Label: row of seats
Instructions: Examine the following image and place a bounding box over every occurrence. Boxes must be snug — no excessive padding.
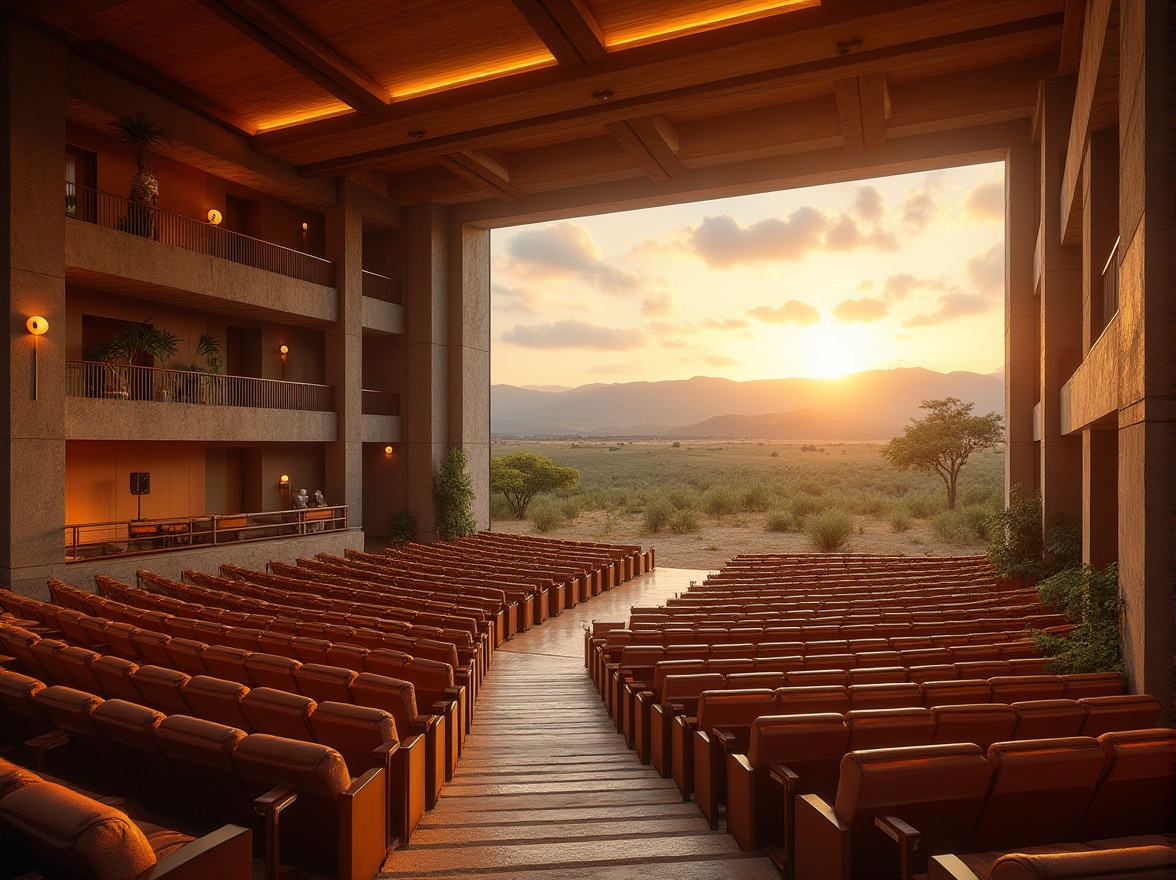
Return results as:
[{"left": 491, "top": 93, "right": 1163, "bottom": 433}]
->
[
  {"left": 0, "top": 755, "right": 253, "bottom": 880},
  {"left": 643, "top": 672, "right": 1133, "bottom": 775},
  {"left": 0, "top": 620, "right": 447, "bottom": 822},
  {"left": 722, "top": 697, "right": 1165, "bottom": 852},
  {"left": 793, "top": 730, "right": 1175, "bottom": 880},
  {"left": 0, "top": 675, "right": 389, "bottom": 880}
]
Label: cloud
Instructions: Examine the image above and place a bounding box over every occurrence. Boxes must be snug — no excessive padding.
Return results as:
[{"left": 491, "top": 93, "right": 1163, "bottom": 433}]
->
[
  {"left": 688, "top": 209, "right": 826, "bottom": 266},
  {"left": 833, "top": 297, "right": 889, "bottom": 323},
  {"left": 491, "top": 283, "right": 539, "bottom": 314},
  {"left": 747, "top": 300, "right": 821, "bottom": 326},
  {"left": 641, "top": 291, "right": 674, "bottom": 317},
  {"left": 704, "top": 354, "right": 739, "bottom": 367},
  {"left": 964, "top": 178, "right": 1004, "bottom": 221},
  {"left": 902, "top": 292, "right": 992, "bottom": 328},
  {"left": 882, "top": 273, "right": 951, "bottom": 301},
  {"left": 504, "top": 221, "right": 639, "bottom": 294},
  {"left": 965, "top": 242, "right": 1004, "bottom": 294},
  {"left": 900, "top": 184, "right": 939, "bottom": 232},
  {"left": 501, "top": 319, "right": 644, "bottom": 350},
  {"left": 703, "top": 317, "right": 752, "bottom": 332},
  {"left": 825, "top": 214, "right": 898, "bottom": 251},
  {"left": 851, "top": 185, "right": 885, "bottom": 221}
]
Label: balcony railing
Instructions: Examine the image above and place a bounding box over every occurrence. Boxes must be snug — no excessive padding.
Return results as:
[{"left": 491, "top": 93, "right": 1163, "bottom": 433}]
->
[
  {"left": 65, "top": 182, "right": 334, "bottom": 287},
  {"left": 362, "top": 389, "right": 400, "bottom": 417},
  {"left": 1100, "top": 236, "right": 1119, "bottom": 333},
  {"left": 362, "top": 269, "right": 400, "bottom": 303},
  {"left": 65, "top": 505, "right": 348, "bottom": 562},
  {"left": 67, "top": 361, "right": 334, "bottom": 412}
]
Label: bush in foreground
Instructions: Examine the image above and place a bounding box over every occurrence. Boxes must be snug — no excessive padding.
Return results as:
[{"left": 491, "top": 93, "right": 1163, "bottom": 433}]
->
[
  {"left": 805, "top": 510, "right": 854, "bottom": 552},
  {"left": 765, "top": 510, "right": 796, "bottom": 532}
]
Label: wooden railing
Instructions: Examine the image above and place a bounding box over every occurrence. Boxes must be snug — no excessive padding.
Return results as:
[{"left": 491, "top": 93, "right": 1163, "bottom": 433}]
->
[
  {"left": 64, "top": 505, "right": 348, "bottom": 562},
  {"left": 65, "top": 182, "right": 334, "bottom": 287},
  {"left": 67, "top": 361, "right": 334, "bottom": 412}
]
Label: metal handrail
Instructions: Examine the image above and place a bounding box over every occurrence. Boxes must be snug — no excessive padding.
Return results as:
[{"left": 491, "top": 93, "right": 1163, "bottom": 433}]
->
[
  {"left": 64, "top": 505, "right": 348, "bottom": 562},
  {"left": 66, "top": 361, "right": 334, "bottom": 412},
  {"left": 65, "top": 181, "right": 334, "bottom": 287}
]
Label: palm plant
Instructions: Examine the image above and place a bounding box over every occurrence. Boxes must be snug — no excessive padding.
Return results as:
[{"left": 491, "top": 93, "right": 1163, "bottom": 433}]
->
[
  {"left": 109, "top": 111, "right": 172, "bottom": 237},
  {"left": 90, "top": 321, "right": 180, "bottom": 398}
]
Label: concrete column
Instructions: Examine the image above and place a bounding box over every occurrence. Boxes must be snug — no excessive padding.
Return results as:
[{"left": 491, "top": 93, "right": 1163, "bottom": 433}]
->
[
  {"left": 324, "top": 180, "right": 363, "bottom": 526},
  {"left": 400, "top": 203, "right": 450, "bottom": 540},
  {"left": 1037, "top": 76, "right": 1083, "bottom": 531},
  {"left": 0, "top": 19, "right": 67, "bottom": 595},
  {"left": 1115, "top": 0, "right": 1174, "bottom": 714},
  {"left": 1082, "top": 428, "right": 1118, "bottom": 568},
  {"left": 448, "top": 223, "right": 491, "bottom": 529},
  {"left": 1004, "top": 141, "right": 1038, "bottom": 498}
]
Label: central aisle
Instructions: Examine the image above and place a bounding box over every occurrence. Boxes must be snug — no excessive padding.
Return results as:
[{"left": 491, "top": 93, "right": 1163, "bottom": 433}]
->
[{"left": 377, "top": 567, "right": 779, "bottom": 880}]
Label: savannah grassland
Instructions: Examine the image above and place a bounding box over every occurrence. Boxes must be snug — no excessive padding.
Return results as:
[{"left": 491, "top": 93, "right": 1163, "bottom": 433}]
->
[{"left": 489, "top": 439, "right": 1005, "bottom": 570}]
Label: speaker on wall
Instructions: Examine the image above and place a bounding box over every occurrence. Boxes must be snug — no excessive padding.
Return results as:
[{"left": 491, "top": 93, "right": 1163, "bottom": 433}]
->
[{"left": 130, "top": 472, "right": 151, "bottom": 496}]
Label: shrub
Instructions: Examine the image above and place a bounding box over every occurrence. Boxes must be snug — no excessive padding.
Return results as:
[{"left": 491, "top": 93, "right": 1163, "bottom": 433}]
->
[
  {"left": 960, "top": 503, "right": 994, "bottom": 540},
  {"left": 889, "top": 510, "right": 912, "bottom": 533},
  {"left": 434, "top": 448, "right": 477, "bottom": 540},
  {"left": 932, "top": 509, "right": 983, "bottom": 543},
  {"left": 804, "top": 510, "right": 854, "bottom": 552},
  {"left": 1030, "top": 563, "right": 1122, "bottom": 673},
  {"left": 489, "top": 494, "right": 515, "bottom": 520},
  {"left": 789, "top": 493, "right": 824, "bottom": 519},
  {"left": 765, "top": 510, "right": 796, "bottom": 532},
  {"left": 669, "top": 508, "right": 700, "bottom": 534},
  {"left": 702, "top": 486, "right": 739, "bottom": 518},
  {"left": 557, "top": 496, "right": 583, "bottom": 520},
  {"left": 643, "top": 500, "right": 672, "bottom": 533},
  {"left": 530, "top": 502, "right": 564, "bottom": 533},
  {"left": 770, "top": 450, "right": 779, "bottom": 457},
  {"left": 987, "top": 484, "right": 1049, "bottom": 583},
  {"left": 904, "top": 492, "right": 941, "bottom": 518},
  {"left": 741, "top": 483, "right": 771, "bottom": 512},
  {"left": 387, "top": 510, "right": 416, "bottom": 545}
]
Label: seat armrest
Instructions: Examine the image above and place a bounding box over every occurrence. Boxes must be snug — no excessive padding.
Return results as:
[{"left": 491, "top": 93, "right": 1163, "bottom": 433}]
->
[
  {"left": 254, "top": 784, "right": 299, "bottom": 880},
  {"left": 253, "top": 783, "right": 299, "bottom": 817},
  {"left": 769, "top": 763, "right": 802, "bottom": 876},
  {"left": 794, "top": 794, "right": 850, "bottom": 880},
  {"left": 146, "top": 824, "right": 253, "bottom": 880},
  {"left": 712, "top": 728, "right": 736, "bottom": 753},
  {"left": 927, "top": 854, "right": 981, "bottom": 880},
  {"left": 24, "top": 729, "right": 70, "bottom": 771},
  {"left": 875, "top": 814, "right": 922, "bottom": 880}
]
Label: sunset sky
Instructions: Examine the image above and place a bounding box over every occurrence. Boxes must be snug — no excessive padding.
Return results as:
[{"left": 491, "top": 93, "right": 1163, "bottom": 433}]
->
[{"left": 490, "top": 161, "right": 1005, "bottom": 389}]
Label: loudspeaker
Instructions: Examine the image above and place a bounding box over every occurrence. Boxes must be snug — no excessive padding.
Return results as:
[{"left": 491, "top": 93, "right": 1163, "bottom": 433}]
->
[{"left": 130, "top": 472, "right": 151, "bottom": 496}]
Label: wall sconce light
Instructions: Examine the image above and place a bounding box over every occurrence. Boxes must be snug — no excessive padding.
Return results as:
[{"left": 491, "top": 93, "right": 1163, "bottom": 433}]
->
[
  {"left": 279, "top": 344, "right": 289, "bottom": 363},
  {"left": 301, "top": 222, "right": 308, "bottom": 231},
  {"left": 26, "top": 316, "right": 48, "bottom": 400},
  {"left": 279, "top": 474, "right": 290, "bottom": 487},
  {"left": 207, "top": 209, "right": 223, "bottom": 225},
  {"left": 384, "top": 445, "right": 394, "bottom": 456}
]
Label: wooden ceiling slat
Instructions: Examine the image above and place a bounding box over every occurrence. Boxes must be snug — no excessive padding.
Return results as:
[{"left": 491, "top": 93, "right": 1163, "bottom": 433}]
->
[
  {"left": 510, "top": 0, "right": 606, "bottom": 65},
  {"left": 197, "top": 0, "right": 389, "bottom": 111},
  {"left": 438, "top": 151, "right": 527, "bottom": 201},
  {"left": 859, "top": 72, "right": 890, "bottom": 150},
  {"left": 605, "top": 119, "right": 671, "bottom": 179},
  {"left": 833, "top": 76, "right": 865, "bottom": 151}
]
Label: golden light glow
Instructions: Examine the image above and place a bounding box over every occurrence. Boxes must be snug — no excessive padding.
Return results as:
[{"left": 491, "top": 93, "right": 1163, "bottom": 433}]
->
[
  {"left": 384, "top": 445, "right": 394, "bottom": 455},
  {"left": 207, "top": 209, "right": 222, "bottom": 225},
  {"left": 606, "top": 0, "right": 819, "bottom": 50},
  {"left": 279, "top": 344, "right": 289, "bottom": 362},
  {"left": 792, "top": 325, "right": 870, "bottom": 379},
  {"left": 279, "top": 474, "right": 290, "bottom": 486},
  {"left": 254, "top": 105, "right": 355, "bottom": 134},
  {"left": 392, "top": 52, "right": 555, "bottom": 101},
  {"left": 26, "top": 316, "right": 49, "bottom": 336}
]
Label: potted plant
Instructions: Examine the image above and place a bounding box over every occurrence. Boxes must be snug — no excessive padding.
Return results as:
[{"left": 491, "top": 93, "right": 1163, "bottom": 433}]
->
[
  {"left": 109, "top": 111, "right": 172, "bottom": 239},
  {"left": 180, "top": 332, "right": 222, "bottom": 403},
  {"left": 90, "top": 321, "right": 180, "bottom": 400}
]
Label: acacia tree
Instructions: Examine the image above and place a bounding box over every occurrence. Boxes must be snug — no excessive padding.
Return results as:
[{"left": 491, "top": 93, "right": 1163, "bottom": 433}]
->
[
  {"left": 490, "top": 453, "right": 579, "bottom": 518},
  {"left": 881, "top": 397, "right": 1002, "bottom": 510}
]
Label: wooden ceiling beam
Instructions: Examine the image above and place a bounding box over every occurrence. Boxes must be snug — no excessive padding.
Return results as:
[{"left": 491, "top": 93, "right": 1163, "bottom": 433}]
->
[
  {"left": 438, "top": 150, "right": 526, "bottom": 201},
  {"left": 859, "top": 72, "right": 890, "bottom": 150},
  {"left": 605, "top": 116, "right": 687, "bottom": 179},
  {"left": 196, "top": 0, "right": 389, "bottom": 112},
  {"left": 1057, "top": 0, "right": 1086, "bottom": 73},
  {"left": 833, "top": 76, "right": 866, "bottom": 151},
  {"left": 509, "top": 0, "right": 606, "bottom": 65},
  {"left": 292, "top": 14, "right": 1063, "bottom": 176}
]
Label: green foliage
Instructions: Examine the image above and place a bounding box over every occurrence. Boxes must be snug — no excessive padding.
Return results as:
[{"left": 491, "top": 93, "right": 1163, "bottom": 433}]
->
[
  {"left": 903, "top": 492, "right": 941, "bottom": 519},
  {"left": 1030, "top": 563, "right": 1123, "bottom": 674},
  {"left": 889, "top": 510, "right": 912, "bottom": 533},
  {"left": 192, "top": 333, "right": 222, "bottom": 374},
  {"left": 530, "top": 501, "right": 564, "bottom": 533},
  {"left": 434, "top": 448, "right": 477, "bottom": 540},
  {"left": 789, "top": 493, "right": 825, "bottom": 519},
  {"left": 668, "top": 508, "right": 700, "bottom": 534},
  {"left": 1045, "top": 515, "right": 1083, "bottom": 573},
  {"left": 643, "top": 500, "right": 672, "bottom": 533},
  {"left": 740, "top": 483, "right": 771, "bottom": 512},
  {"left": 765, "top": 510, "right": 796, "bottom": 532},
  {"left": 881, "top": 397, "right": 1003, "bottom": 509},
  {"left": 490, "top": 452, "right": 580, "bottom": 518},
  {"left": 90, "top": 321, "right": 180, "bottom": 367},
  {"left": 804, "top": 510, "right": 854, "bottom": 552},
  {"left": 702, "top": 486, "right": 739, "bottom": 518},
  {"left": 932, "top": 509, "right": 985, "bottom": 544},
  {"left": 986, "top": 485, "right": 1044, "bottom": 582},
  {"left": 386, "top": 510, "right": 416, "bottom": 546},
  {"left": 109, "top": 111, "right": 173, "bottom": 172}
]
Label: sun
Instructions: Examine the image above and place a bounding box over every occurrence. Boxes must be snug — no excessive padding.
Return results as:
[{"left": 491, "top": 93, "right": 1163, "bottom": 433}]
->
[{"left": 791, "top": 325, "right": 871, "bottom": 378}]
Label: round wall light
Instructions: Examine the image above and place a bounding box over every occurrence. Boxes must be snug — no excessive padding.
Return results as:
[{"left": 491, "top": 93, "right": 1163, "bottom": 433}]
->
[
  {"left": 26, "top": 316, "right": 49, "bottom": 336},
  {"left": 207, "top": 209, "right": 223, "bottom": 225}
]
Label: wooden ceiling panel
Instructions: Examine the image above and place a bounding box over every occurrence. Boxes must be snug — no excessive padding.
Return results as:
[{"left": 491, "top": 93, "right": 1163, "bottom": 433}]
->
[
  {"left": 588, "top": 0, "right": 819, "bottom": 48},
  {"left": 281, "top": 0, "right": 556, "bottom": 98},
  {"left": 70, "top": 0, "right": 349, "bottom": 129}
]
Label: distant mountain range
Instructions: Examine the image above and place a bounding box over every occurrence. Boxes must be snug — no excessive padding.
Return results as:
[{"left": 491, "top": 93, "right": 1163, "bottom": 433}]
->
[{"left": 491, "top": 368, "right": 1004, "bottom": 439}]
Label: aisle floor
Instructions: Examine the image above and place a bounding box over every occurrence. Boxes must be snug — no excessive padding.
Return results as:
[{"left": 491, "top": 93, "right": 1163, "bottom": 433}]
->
[{"left": 377, "top": 567, "right": 779, "bottom": 880}]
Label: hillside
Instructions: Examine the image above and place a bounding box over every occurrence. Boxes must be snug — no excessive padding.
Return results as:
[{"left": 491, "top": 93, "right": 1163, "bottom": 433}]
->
[{"left": 491, "top": 367, "right": 1003, "bottom": 439}]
